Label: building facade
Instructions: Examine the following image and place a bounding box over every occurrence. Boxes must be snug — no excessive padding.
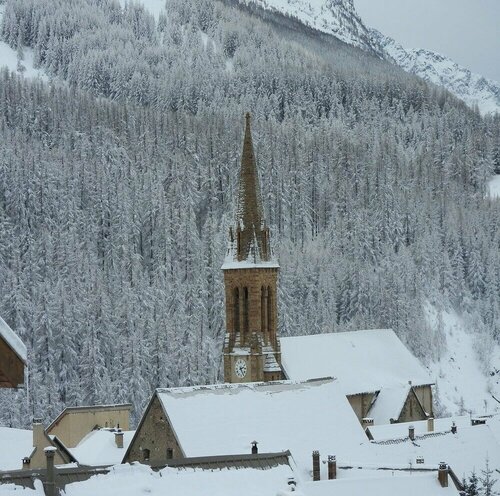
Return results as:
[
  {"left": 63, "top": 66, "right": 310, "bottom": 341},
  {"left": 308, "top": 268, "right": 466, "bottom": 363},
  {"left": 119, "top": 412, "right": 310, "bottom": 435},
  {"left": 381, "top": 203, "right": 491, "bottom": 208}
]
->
[{"left": 222, "top": 114, "right": 282, "bottom": 383}]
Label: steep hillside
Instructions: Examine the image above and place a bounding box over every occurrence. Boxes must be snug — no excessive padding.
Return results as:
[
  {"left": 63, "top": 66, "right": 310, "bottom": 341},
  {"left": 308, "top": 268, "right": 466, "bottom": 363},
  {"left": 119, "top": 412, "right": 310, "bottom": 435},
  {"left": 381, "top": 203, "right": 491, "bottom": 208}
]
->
[
  {"left": 371, "top": 29, "right": 500, "bottom": 116},
  {"left": 0, "top": 0, "right": 498, "bottom": 427},
  {"left": 242, "top": 0, "right": 500, "bottom": 115}
]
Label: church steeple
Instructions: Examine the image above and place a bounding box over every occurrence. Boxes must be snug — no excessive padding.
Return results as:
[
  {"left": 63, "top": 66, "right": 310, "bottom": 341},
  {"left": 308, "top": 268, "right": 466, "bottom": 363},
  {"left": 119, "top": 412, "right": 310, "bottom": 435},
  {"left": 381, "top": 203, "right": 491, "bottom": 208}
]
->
[
  {"left": 222, "top": 113, "right": 282, "bottom": 384},
  {"left": 234, "top": 113, "right": 270, "bottom": 262}
]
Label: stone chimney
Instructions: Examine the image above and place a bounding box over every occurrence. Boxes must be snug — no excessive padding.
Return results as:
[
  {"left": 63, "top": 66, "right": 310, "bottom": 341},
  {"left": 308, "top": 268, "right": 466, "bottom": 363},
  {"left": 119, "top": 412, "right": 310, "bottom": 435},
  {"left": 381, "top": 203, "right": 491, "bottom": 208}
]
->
[
  {"left": 33, "top": 418, "right": 45, "bottom": 449},
  {"left": 438, "top": 462, "right": 449, "bottom": 487},
  {"left": 328, "top": 455, "right": 337, "bottom": 480},
  {"left": 408, "top": 425, "right": 415, "bottom": 441},
  {"left": 44, "top": 447, "right": 57, "bottom": 496},
  {"left": 312, "top": 451, "right": 320, "bottom": 481},
  {"left": 427, "top": 417, "right": 434, "bottom": 432},
  {"left": 251, "top": 441, "right": 258, "bottom": 455},
  {"left": 115, "top": 428, "right": 124, "bottom": 448}
]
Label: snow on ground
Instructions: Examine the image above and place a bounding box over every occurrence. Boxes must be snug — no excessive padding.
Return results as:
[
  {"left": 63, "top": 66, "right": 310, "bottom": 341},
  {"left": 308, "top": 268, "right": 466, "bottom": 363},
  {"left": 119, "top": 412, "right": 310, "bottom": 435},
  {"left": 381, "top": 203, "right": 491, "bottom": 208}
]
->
[
  {"left": 425, "top": 304, "right": 500, "bottom": 417},
  {"left": 0, "top": 427, "right": 32, "bottom": 471},
  {"left": 0, "top": 480, "right": 44, "bottom": 496},
  {"left": 0, "top": 5, "right": 46, "bottom": 80},
  {"left": 63, "top": 463, "right": 295, "bottom": 496},
  {"left": 489, "top": 175, "right": 500, "bottom": 199},
  {"left": 118, "top": 0, "right": 166, "bottom": 19},
  {"left": 248, "top": 0, "right": 374, "bottom": 52}
]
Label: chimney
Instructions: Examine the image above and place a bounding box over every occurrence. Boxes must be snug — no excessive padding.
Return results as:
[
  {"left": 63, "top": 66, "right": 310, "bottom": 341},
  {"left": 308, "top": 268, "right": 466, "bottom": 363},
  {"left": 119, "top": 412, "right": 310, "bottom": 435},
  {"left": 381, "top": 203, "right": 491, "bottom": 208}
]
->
[
  {"left": 408, "top": 425, "right": 415, "bottom": 441},
  {"left": 33, "top": 418, "right": 45, "bottom": 449},
  {"left": 362, "top": 417, "right": 374, "bottom": 429},
  {"left": 451, "top": 422, "right": 457, "bottom": 434},
  {"left": 312, "top": 451, "right": 320, "bottom": 481},
  {"left": 438, "top": 462, "right": 449, "bottom": 487},
  {"left": 44, "top": 447, "right": 57, "bottom": 496},
  {"left": 427, "top": 417, "right": 434, "bottom": 432},
  {"left": 251, "top": 441, "right": 258, "bottom": 455},
  {"left": 115, "top": 428, "right": 124, "bottom": 448},
  {"left": 328, "top": 455, "right": 337, "bottom": 480}
]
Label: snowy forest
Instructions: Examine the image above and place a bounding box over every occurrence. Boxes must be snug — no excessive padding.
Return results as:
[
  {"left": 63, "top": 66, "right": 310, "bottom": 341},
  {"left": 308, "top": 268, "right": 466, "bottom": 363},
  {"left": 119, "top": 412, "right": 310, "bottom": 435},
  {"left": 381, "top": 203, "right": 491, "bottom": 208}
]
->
[{"left": 0, "top": 0, "right": 499, "bottom": 426}]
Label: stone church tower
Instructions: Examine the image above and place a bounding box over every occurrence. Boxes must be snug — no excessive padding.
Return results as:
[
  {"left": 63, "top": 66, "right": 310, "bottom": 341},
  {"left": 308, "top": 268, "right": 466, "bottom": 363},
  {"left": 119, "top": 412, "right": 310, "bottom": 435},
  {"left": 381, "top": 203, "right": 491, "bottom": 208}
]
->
[{"left": 222, "top": 113, "right": 282, "bottom": 383}]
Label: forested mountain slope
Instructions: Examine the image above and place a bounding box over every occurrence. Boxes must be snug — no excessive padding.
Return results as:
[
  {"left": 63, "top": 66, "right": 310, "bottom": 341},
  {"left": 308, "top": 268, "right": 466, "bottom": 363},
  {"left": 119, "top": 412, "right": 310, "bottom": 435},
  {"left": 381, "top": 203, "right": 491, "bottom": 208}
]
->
[
  {"left": 243, "top": 0, "right": 500, "bottom": 115},
  {"left": 0, "top": 0, "right": 499, "bottom": 426}
]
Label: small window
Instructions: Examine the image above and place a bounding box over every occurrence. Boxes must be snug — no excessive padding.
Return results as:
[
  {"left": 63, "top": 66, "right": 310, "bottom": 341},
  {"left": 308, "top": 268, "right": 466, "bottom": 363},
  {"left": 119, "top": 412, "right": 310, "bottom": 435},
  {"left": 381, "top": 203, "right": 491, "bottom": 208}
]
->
[
  {"left": 143, "top": 448, "right": 150, "bottom": 461},
  {"left": 167, "top": 448, "right": 173, "bottom": 460}
]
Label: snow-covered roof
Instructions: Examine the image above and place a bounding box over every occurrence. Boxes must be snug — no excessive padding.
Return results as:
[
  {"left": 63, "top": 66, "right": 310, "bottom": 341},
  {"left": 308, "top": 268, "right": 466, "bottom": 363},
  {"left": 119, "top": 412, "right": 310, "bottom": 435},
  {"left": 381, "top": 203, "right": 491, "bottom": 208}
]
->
[
  {"left": 365, "top": 424, "right": 500, "bottom": 480},
  {"left": 281, "top": 330, "right": 433, "bottom": 395},
  {"left": 0, "top": 427, "right": 32, "bottom": 471},
  {"left": 156, "top": 378, "right": 367, "bottom": 476},
  {"left": 367, "top": 415, "right": 472, "bottom": 441},
  {"left": 70, "top": 429, "right": 135, "bottom": 467},
  {"left": 0, "top": 315, "right": 27, "bottom": 363},
  {"left": 367, "top": 386, "right": 410, "bottom": 424},
  {"left": 62, "top": 462, "right": 295, "bottom": 496},
  {"left": 302, "top": 470, "right": 460, "bottom": 496}
]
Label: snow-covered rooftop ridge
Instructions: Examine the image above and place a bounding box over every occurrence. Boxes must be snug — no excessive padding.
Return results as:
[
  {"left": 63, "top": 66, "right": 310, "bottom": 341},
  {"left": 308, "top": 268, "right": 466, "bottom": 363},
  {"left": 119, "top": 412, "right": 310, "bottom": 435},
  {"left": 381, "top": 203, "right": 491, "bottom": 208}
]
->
[
  {"left": 0, "top": 315, "right": 27, "bottom": 363},
  {"left": 303, "top": 470, "right": 460, "bottom": 496},
  {"left": 157, "top": 376, "right": 334, "bottom": 396},
  {"left": 62, "top": 462, "right": 296, "bottom": 496},
  {"left": 281, "top": 329, "right": 432, "bottom": 396},
  {"left": 156, "top": 377, "right": 367, "bottom": 473},
  {"left": 367, "top": 386, "right": 410, "bottom": 425},
  {"left": 367, "top": 415, "right": 474, "bottom": 441},
  {"left": 362, "top": 423, "right": 500, "bottom": 479},
  {"left": 70, "top": 429, "right": 135, "bottom": 467}
]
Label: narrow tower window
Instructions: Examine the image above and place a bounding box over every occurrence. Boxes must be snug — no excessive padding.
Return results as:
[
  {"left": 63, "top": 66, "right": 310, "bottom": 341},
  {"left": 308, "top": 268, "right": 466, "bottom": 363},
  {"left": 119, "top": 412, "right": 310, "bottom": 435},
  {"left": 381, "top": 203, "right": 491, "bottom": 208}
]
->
[
  {"left": 233, "top": 287, "right": 240, "bottom": 334},
  {"left": 243, "top": 287, "right": 249, "bottom": 336},
  {"left": 267, "top": 286, "right": 272, "bottom": 342}
]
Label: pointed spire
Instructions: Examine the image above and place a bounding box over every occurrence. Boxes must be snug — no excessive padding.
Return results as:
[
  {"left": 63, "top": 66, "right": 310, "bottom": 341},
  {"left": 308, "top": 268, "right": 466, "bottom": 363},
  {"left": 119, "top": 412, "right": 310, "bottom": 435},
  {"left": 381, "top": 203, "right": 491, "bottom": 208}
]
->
[{"left": 234, "top": 113, "right": 270, "bottom": 262}]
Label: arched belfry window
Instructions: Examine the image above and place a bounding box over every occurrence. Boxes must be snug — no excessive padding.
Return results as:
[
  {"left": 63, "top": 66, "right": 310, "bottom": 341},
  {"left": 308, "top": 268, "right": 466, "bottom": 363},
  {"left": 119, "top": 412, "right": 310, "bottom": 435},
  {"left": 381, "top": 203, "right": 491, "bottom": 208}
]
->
[
  {"left": 243, "top": 287, "right": 249, "bottom": 335},
  {"left": 233, "top": 287, "right": 240, "bottom": 334}
]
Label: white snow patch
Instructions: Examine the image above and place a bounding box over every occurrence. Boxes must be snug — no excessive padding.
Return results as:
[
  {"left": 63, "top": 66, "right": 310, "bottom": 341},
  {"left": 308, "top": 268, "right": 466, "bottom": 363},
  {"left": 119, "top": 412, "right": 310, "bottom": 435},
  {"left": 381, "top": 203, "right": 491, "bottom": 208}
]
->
[
  {"left": 425, "top": 304, "right": 500, "bottom": 417},
  {"left": 70, "top": 429, "right": 135, "bottom": 466},
  {"left": 118, "top": 0, "right": 166, "bottom": 19},
  {"left": 0, "top": 6, "right": 46, "bottom": 81},
  {"left": 303, "top": 471, "right": 459, "bottom": 496},
  {"left": 0, "top": 315, "right": 27, "bottom": 363},
  {"left": 0, "top": 427, "right": 32, "bottom": 471},
  {"left": 63, "top": 463, "right": 295, "bottom": 496},
  {"left": 281, "top": 329, "right": 432, "bottom": 396},
  {"left": 0, "top": 480, "right": 45, "bottom": 496},
  {"left": 488, "top": 175, "right": 500, "bottom": 199},
  {"left": 155, "top": 378, "right": 367, "bottom": 477},
  {"left": 246, "top": 0, "right": 376, "bottom": 53},
  {"left": 365, "top": 424, "right": 500, "bottom": 481}
]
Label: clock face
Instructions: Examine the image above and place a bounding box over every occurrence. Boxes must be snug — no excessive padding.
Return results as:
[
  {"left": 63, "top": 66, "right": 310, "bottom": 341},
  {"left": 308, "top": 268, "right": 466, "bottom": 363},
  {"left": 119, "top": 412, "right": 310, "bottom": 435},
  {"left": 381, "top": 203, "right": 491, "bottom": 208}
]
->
[{"left": 234, "top": 359, "right": 247, "bottom": 379}]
